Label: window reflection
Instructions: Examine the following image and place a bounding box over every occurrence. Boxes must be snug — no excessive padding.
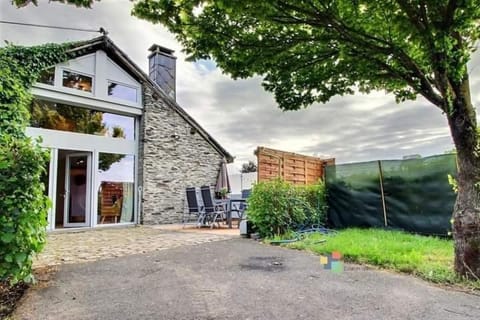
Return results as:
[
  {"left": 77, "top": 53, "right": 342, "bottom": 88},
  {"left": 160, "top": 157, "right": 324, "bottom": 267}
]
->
[
  {"left": 108, "top": 82, "right": 137, "bottom": 103},
  {"left": 97, "top": 154, "right": 134, "bottom": 224},
  {"left": 38, "top": 67, "right": 55, "bottom": 86},
  {"left": 62, "top": 70, "right": 93, "bottom": 92},
  {"left": 30, "top": 99, "right": 135, "bottom": 140}
]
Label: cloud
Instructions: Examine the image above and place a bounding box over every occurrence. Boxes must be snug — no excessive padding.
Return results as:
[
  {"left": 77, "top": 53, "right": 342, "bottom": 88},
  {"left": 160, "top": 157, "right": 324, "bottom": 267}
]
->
[{"left": 1, "top": 0, "right": 476, "bottom": 171}]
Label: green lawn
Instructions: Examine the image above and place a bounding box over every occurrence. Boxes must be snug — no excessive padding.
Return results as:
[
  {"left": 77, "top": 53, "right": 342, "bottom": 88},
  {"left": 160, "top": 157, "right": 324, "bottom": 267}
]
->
[{"left": 271, "top": 228, "right": 480, "bottom": 289}]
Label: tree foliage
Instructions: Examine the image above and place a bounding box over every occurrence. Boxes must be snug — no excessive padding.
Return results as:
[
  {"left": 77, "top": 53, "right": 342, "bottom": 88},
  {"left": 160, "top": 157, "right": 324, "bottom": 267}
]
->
[
  {"left": 240, "top": 160, "right": 257, "bottom": 173},
  {"left": 0, "top": 43, "right": 69, "bottom": 283},
  {"left": 129, "top": 1, "right": 479, "bottom": 111}
]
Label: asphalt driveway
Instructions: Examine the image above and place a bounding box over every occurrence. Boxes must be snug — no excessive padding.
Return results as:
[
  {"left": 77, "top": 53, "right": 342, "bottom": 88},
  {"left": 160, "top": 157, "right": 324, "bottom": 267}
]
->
[{"left": 14, "top": 238, "right": 480, "bottom": 320}]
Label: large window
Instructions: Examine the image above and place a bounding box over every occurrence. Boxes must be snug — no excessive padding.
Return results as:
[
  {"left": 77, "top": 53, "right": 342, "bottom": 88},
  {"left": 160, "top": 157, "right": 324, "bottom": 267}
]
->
[
  {"left": 30, "top": 99, "right": 135, "bottom": 140},
  {"left": 97, "top": 154, "right": 135, "bottom": 224}
]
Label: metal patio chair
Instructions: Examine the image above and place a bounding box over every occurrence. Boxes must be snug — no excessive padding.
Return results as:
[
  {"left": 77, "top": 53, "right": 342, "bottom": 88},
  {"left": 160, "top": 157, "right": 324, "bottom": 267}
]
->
[
  {"left": 200, "top": 185, "right": 226, "bottom": 228},
  {"left": 183, "top": 187, "right": 205, "bottom": 227}
]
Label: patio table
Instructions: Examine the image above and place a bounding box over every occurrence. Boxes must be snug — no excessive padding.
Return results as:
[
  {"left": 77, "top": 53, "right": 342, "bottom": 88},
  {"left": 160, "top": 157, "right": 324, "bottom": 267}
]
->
[
  {"left": 226, "top": 198, "right": 247, "bottom": 228},
  {"left": 214, "top": 198, "right": 247, "bottom": 228}
]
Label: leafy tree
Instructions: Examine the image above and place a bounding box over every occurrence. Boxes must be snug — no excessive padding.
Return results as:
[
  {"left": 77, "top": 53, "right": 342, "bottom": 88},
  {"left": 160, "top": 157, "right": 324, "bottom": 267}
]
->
[
  {"left": 240, "top": 160, "right": 257, "bottom": 173},
  {"left": 14, "top": 0, "right": 480, "bottom": 278}
]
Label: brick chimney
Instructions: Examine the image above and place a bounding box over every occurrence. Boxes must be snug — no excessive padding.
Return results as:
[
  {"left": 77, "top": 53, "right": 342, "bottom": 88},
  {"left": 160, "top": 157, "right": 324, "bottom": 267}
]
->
[{"left": 148, "top": 44, "right": 177, "bottom": 100}]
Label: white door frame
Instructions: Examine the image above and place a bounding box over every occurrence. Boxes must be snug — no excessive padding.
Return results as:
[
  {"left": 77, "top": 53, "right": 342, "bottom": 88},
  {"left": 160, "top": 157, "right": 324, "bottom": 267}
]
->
[
  {"left": 28, "top": 128, "right": 139, "bottom": 230},
  {"left": 46, "top": 148, "right": 57, "bottom": 231},
  {"left": 63, "top": 152, "right": 92, "bottom": 228}
]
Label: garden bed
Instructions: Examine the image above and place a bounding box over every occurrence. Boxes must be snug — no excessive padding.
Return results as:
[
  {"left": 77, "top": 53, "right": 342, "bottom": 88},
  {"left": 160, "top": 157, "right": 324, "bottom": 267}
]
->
[
  {"left": 0, "top": 280, "right": 28, "bottom": 319},
  {"left": 0, "top": 266, "right": 56, "bottom": 318}
]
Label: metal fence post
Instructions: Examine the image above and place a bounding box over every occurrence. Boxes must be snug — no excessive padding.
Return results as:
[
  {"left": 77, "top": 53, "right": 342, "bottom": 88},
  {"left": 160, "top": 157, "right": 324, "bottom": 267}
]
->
[{"left": 378, "top": 160, "right": 388, "bottom": 227}]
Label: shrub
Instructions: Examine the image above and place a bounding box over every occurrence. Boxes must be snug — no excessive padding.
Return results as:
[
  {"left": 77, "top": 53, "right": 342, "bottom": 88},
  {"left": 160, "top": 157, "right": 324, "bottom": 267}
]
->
[
  {"left": 0, "top": 43, "right": 68, "bottom": 284},
  {"left": 247, "top": 179, "right": 327, "bottom": 237},
  {"left": 0, "top": 136, "right": 50, "bottom": 283},
  {"left": 298, "top": 182, "right": 327, "bottom": 226}
]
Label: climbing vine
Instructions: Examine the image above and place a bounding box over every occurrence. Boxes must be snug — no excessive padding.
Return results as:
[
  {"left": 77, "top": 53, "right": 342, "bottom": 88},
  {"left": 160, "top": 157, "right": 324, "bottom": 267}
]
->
[{"left": 0, "top": 43, "right": 70, "bottom": 283}]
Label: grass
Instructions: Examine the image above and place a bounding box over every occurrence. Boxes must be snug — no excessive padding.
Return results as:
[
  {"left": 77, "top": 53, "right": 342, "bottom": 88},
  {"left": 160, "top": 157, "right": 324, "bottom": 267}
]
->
[{"left": 269, "top": 228, "right": 480, "bottom": 290}]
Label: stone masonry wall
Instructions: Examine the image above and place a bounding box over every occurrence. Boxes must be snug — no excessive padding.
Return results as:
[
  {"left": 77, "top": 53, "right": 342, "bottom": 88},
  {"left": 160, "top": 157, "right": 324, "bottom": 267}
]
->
[{"left": 139, "top": 86, "right": 224, "bottom": 224}]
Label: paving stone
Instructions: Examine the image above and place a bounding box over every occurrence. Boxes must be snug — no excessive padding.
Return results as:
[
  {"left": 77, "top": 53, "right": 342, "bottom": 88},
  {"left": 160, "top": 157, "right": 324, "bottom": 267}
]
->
[{"left": 34, "top": 226, "right": 235, "bottom": 268}]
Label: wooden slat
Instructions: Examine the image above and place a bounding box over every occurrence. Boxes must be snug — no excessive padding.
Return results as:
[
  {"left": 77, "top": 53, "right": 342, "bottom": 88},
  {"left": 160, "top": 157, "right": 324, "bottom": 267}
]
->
[{"left": 256, "top": 146, "right": 335, "bottom": 185}]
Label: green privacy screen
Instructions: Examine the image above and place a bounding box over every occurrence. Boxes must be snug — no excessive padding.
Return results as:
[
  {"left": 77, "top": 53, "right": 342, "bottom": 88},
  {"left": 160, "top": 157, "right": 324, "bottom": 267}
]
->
[
  {"left": 326, "top": 161, "right": 385, "bottom": 228},
  {"left": 325, "top": 154, "right": 457, "bottom": 236}
]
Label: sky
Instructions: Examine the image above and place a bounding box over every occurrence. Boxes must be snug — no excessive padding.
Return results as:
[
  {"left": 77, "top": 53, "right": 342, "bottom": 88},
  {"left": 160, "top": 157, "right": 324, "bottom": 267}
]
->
[{"left": 2, "top": 0, "right": 479, "bottom": 173}]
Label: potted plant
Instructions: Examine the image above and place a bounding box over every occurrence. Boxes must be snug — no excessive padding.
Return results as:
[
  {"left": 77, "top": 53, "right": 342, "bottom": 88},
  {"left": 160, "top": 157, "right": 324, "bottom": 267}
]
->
[{"left": 219, "top": 187, "right": 229, "bottom": 199}]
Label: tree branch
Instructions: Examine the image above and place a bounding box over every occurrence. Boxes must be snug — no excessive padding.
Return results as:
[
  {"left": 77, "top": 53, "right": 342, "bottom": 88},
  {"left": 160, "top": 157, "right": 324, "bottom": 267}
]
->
[
  {"left": 347, "top": 48, "right": 444, "bottom": 107},
  {"left": 271, "top": 1, "right": 445, "bottom": 108},
  {"left": 395, "top": 0, "right": 428, "bottom": 33},
  {"left": 444, "top": 0, "right": 458, "bottom": 28}
]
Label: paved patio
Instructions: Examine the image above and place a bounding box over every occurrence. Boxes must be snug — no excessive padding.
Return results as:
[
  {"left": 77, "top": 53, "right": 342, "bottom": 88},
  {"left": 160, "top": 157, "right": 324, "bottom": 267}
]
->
[{"left": 34, "top": 225, "right": 238, "bottom": 268}]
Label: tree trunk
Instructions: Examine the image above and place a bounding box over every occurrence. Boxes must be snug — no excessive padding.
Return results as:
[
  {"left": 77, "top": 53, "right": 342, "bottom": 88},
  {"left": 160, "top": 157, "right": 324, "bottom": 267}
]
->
[{"left": 447, "top": 87, "right": 480, "bottom": 279}]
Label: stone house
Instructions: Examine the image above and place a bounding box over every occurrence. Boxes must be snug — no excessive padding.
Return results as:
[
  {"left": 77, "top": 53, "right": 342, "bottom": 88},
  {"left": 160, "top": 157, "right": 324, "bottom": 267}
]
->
[{"left": 27, "top": 35, "right": 233, "bottom": 230}]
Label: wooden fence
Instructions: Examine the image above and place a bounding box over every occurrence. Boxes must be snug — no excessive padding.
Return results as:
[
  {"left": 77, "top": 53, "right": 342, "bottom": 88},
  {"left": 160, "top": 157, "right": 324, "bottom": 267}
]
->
[{"left": 255, "top": 146, "right": 335, "bottom": 185}]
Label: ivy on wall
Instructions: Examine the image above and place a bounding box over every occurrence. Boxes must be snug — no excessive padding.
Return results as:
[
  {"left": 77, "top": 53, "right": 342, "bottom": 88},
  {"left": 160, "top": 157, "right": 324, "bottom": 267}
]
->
[{"left": 0, "top": 43, "right": 70, "bottom": 283}]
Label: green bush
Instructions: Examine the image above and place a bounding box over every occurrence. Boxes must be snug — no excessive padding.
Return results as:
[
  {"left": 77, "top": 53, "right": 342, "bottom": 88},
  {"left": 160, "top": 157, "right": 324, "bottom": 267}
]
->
[
  {"left": 0, "top": 136, "right": 50, "bottom": 283},
  {"left": 0, "top": 43, "right": 68, "bottom": 284},
  {"left": 298, "top": 182, "right": 327, "bottom": 225},
  {"left": 247, "top": 179, "right": 327, "bottom": 237}
]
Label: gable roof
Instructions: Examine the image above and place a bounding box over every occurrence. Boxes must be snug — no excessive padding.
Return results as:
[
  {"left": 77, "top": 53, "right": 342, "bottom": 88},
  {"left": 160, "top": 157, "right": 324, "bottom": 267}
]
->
[{"left": 65, "top": 35, "right": 233, "bottom": 163}]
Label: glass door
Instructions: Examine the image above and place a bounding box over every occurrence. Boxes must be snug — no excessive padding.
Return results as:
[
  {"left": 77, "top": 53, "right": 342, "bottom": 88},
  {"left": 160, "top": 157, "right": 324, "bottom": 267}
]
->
[{"left": 64, "top": 153, "right": 92, "bottom": 227}]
